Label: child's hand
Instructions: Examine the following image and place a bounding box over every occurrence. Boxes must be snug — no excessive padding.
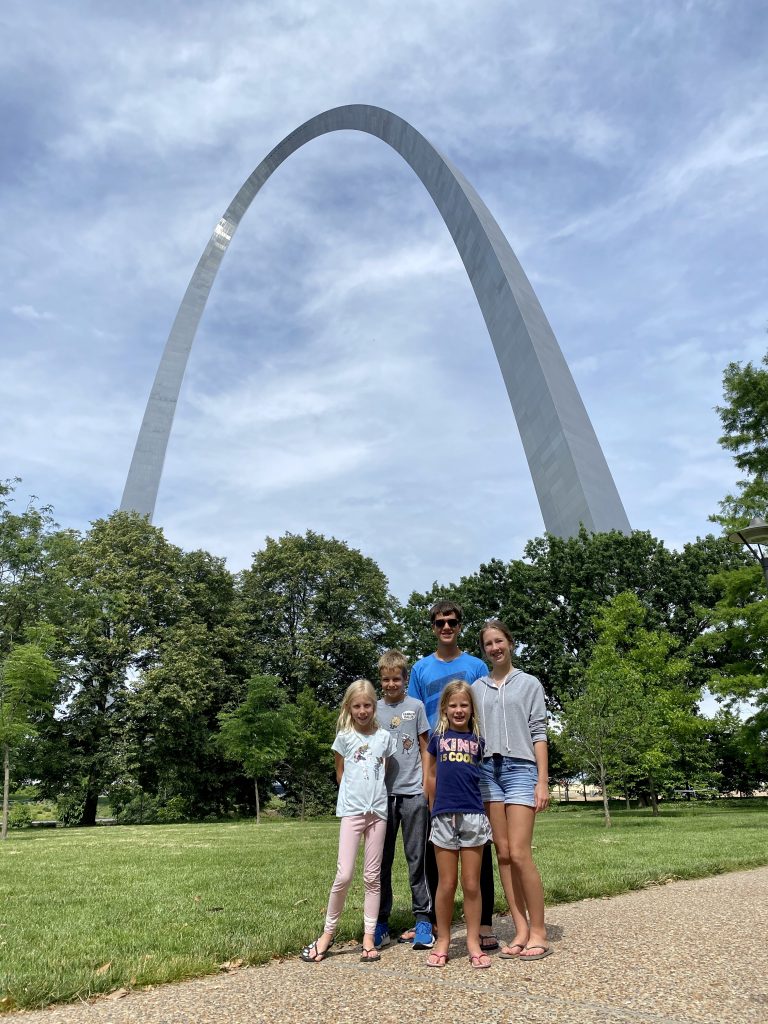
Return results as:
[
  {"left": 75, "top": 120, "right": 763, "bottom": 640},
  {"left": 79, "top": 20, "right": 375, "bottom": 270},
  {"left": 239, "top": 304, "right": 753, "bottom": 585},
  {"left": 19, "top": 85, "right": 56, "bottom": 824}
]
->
[{"left": 534, "top": 781, "right": 550, "bottom": 813}]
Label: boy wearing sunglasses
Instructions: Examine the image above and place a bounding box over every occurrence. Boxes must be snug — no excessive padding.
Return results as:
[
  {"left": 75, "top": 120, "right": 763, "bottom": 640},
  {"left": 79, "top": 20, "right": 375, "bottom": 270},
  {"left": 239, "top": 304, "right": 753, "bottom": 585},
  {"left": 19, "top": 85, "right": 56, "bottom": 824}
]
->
[
  {"left": 408, "top": 601, "right": 486, "bottom": 730},
  {"left": 406, "top": 600, "right": 496, "bottom": 951}
]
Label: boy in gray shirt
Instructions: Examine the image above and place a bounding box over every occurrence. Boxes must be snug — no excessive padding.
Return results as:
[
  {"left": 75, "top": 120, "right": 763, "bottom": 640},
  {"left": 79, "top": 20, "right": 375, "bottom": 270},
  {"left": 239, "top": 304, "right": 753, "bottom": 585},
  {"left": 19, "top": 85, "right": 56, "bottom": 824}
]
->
[{"left": 374, "top": 650, "right": 432, "bottom": 949}]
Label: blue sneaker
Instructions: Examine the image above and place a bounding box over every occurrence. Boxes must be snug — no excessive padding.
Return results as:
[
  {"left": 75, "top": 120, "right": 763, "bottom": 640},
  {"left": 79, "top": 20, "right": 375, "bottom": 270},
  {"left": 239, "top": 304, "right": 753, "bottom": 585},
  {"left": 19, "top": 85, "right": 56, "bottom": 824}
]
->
[
  {"left": 412, "top": 921, "right": 434, "bottom": 949},
  {"left": 374, "top": 922, "right": 391, "bottom": 949}
]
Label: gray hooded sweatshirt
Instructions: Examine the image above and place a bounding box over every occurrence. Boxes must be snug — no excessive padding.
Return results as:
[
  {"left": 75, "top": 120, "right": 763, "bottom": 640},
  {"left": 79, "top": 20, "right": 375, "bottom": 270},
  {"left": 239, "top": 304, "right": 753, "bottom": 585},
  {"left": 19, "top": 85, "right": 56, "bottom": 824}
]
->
[{"left": 472, "top": 669, "right": 547, "bottom": 762}]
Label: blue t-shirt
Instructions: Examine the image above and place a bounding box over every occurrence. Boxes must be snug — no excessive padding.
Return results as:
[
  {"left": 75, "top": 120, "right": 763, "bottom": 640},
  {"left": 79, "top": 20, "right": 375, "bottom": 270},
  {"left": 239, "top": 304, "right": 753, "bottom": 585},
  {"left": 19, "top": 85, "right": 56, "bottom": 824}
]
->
[
  {"left": 332, "top": 727, "right": 397, "bottom": 819},
  {"left": 427, "top": 729, "right": 485, "bottom": 816},
  {"left": 408, "top": 651, "right": 488, "bottom": 731}
]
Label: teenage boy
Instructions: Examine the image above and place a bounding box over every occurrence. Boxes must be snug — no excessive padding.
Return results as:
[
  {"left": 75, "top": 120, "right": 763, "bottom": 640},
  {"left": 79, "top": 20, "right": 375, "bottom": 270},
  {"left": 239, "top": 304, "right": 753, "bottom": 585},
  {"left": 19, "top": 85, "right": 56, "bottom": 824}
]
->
[
  {"left": 374, "top": 650, "right": 432, "bottom": 950},
  {"left": 407, "top": 599, "right": 498, "bottom": 952}
]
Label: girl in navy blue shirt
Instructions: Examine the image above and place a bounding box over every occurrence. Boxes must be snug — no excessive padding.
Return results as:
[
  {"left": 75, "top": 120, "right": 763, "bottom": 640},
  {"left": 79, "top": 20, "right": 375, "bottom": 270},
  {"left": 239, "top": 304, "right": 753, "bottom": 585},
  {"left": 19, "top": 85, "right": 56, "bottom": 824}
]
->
[{"left": 425, "top": 680, "right": 492, "bottom": 969}]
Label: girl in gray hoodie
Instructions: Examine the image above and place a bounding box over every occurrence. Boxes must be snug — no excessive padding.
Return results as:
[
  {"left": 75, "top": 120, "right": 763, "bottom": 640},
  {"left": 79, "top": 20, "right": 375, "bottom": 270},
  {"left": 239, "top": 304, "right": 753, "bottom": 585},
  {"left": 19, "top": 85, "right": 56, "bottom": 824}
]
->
[{"left": 472, "top": 619, "right": 552, "bottom": 961}]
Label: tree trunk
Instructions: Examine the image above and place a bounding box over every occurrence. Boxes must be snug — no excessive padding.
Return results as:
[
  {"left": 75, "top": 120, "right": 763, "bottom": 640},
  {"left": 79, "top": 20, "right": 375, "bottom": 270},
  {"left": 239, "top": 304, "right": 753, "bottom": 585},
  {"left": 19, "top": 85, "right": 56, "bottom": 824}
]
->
[
  {"left": 625, "top": 790, "right": 630, "bottom": 810},
  {"left": 2, "top": 744, "right": 10, "bottom": 841},
  {"left": 649, "top": 776, "right": 659, "bottom": 817},
  {"left": 600, "top": 762, "right": 611, "bottom": 828},
  {"left": 254, "top": 779, "right": 260, "bottom": 824},
  {"left": 79, "top": 782, "right": 99, "bottom": 827},
  {"left": 582, "top": 773, "right": 588, "bottom": 802}
]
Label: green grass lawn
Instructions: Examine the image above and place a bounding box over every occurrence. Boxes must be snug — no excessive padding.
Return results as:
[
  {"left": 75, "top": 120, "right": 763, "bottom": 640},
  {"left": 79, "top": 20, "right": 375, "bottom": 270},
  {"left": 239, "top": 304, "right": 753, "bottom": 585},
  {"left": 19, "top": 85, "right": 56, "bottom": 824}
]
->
[{"left": 1, "top": 800, "right": 766, "bottom": 1011}]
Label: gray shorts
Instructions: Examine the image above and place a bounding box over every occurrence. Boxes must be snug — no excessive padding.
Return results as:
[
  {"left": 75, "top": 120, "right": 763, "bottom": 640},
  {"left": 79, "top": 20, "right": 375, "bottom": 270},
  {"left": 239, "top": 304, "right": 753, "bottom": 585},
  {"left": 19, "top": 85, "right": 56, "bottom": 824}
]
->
[{"left": 429, "top": 812, "right": 492, "bottom": 850}]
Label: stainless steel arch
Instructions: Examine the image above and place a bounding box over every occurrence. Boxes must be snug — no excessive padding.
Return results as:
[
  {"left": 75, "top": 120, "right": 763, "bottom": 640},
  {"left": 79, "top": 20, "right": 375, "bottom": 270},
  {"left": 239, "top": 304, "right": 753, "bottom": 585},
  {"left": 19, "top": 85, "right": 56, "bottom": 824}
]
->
[{"left": 121, "top": 104, "right": 630, "bottom": 537}]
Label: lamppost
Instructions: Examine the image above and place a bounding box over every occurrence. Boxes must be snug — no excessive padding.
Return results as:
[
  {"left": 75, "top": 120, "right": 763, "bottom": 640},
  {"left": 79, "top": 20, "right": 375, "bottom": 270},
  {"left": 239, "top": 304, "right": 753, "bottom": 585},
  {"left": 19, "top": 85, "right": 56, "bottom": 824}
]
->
[{"left": 728, "top": 516, "right": 768, "bottom": 589}]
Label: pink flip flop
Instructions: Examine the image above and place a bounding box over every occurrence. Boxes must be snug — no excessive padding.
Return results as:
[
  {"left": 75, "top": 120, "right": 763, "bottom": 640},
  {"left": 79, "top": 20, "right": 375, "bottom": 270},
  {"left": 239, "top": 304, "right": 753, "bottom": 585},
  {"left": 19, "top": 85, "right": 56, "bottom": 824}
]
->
[{"left": 468, "top": 953, "right": 492, "bottom": 969}]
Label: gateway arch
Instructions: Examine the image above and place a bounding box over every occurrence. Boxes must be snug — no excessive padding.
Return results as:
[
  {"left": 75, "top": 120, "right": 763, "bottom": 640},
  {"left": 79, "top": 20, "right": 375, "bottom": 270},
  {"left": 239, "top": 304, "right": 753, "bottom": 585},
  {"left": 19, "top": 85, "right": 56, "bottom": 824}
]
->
[{"left": 121, "top": 104, "right": 630, "bottom": 538}]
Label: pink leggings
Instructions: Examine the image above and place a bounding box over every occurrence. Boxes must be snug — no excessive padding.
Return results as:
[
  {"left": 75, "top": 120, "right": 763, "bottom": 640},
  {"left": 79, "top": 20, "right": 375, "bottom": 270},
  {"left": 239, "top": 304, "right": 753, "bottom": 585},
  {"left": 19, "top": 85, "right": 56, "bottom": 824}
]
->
[{"left": 324, "top": 813, "right": 387, "bottom": 935}]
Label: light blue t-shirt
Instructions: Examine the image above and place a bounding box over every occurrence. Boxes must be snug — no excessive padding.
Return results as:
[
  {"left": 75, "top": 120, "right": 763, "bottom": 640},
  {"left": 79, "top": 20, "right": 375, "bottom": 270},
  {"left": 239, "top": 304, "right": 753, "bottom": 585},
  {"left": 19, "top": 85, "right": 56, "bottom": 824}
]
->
[
  {"left": 408, "top": 651, "right": 488, "bottom": 731},
  {"left": 332, "top": 727, "right": 397, "bottom": 819}
]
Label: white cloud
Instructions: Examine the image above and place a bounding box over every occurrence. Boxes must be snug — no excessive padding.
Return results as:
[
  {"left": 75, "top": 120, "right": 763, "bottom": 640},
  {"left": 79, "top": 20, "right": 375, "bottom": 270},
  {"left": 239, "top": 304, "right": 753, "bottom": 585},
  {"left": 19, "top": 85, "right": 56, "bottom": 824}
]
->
[{"left": 11, "top": 305, "right": 55, "bottom": 322}]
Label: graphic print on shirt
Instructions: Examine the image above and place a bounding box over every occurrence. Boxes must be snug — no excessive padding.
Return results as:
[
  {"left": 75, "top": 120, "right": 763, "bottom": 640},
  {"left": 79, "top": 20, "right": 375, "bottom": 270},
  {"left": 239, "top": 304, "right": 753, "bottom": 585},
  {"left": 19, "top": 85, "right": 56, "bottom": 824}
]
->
[
  {"left": 353, "top": 742, "right": 384, "bottom": 780},
  {"left": 385, "top": 709, "right": 418, "bottom": 758},
  {"left": 437, "top": 734, "right": 481, "bottom": 764}
]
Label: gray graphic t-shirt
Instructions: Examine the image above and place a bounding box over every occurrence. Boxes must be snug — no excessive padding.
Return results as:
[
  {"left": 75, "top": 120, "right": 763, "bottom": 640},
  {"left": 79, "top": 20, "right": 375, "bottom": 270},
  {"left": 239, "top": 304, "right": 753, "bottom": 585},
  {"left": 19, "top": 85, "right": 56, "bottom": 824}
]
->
[{"left": 377, "top": 695, "right": 429, "bottom": 796}]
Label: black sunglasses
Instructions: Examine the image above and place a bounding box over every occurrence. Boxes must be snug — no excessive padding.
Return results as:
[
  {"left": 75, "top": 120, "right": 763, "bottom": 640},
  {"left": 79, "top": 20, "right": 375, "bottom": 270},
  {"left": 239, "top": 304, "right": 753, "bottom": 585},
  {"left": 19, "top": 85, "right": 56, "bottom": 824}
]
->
[{"left": 433, "top": 617, "right": 459, "bottom": 629}]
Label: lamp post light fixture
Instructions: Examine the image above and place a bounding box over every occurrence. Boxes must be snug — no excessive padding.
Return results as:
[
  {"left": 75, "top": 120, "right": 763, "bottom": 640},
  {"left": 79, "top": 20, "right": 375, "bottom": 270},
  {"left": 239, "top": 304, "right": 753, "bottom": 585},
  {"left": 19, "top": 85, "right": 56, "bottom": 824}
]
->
[{"left": 728, "top": 517, "right": 768, "bottom": 589}]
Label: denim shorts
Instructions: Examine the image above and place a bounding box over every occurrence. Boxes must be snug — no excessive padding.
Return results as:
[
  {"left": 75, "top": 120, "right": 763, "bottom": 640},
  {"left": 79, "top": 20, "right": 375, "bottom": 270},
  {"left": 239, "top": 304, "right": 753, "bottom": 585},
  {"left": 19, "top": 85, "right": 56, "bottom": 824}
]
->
[
  {"left": 430, "top": 812, "right": 492, "bottom": 849},
  {"left": 478, "top": 755, "right": 537, "bottom": 807}
]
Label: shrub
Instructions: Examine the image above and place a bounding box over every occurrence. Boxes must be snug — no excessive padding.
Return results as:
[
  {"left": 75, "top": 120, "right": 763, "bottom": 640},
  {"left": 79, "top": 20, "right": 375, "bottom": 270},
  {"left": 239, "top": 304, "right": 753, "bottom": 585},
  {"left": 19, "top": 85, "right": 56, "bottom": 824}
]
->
[
  {"left": 154, "top": 796, "right": 189, "bottom": 824},
  {"left": 56, "top": 793, "right": 86, "bottom": 827},
  {"left": 282, "top": 783, "right": 336, "bottom": 819},
  {"left": 9, "top": 803, "right": 33, "bottom": 829},
  {"left": 116, "top": 794, "right": 190, "bottom": 825}
]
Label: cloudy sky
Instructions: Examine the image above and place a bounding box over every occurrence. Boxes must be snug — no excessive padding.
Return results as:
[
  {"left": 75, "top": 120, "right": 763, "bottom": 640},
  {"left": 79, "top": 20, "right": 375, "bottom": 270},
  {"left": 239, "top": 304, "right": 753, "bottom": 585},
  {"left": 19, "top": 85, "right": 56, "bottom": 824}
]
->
[{"left": 3, "top": 1, "right": 767, "bottom": 603}]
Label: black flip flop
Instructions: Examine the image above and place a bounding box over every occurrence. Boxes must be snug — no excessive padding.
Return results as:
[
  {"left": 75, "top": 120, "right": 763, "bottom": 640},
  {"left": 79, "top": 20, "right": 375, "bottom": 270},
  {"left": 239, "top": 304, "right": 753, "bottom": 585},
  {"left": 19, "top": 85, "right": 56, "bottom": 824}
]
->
[{"left": 300, "top": 936, "right": 333, "bottom": 963}]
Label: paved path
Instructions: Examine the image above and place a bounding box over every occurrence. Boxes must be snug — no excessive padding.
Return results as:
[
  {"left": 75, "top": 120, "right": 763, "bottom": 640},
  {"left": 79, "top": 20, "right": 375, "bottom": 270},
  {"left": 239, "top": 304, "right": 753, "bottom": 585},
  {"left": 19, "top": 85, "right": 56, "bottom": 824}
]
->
[{"left": 9, "top": 867, "right": 768, "bottom": 1024}]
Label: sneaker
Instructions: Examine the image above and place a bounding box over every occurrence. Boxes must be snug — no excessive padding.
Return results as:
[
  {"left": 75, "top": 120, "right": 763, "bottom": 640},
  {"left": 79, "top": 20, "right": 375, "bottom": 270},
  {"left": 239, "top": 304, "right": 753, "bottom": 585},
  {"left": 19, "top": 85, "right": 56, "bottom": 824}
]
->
[
  {"left": 412, "top": 921, "right": 434, "bottom": 950},
  {"left": 374, "top": 922, "right": 391, "bottom": 949}
]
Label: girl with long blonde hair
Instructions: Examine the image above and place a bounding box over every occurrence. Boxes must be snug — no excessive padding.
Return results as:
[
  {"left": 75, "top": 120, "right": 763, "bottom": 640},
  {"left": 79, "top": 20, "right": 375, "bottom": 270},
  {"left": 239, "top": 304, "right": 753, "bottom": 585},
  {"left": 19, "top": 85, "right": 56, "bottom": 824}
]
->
[
  {"left": 300, "top": 679, "right": 396, "bottom": 964},
  {"left": 424, "top": 680, "right": 493, "bottom": 969}
]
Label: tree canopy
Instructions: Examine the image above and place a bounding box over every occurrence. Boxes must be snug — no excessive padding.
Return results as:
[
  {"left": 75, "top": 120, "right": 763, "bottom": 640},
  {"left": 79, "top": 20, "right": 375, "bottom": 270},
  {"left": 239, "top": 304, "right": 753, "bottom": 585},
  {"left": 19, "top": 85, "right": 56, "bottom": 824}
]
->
[
  {"left": 8, "top": 349, "right": 768, "bottom": 823},
  {"left": 701, "top": 350, "right": 768, "bottom": 725},
  {"left": 238, "top": 530, "right": 397, "bottom": 705}
]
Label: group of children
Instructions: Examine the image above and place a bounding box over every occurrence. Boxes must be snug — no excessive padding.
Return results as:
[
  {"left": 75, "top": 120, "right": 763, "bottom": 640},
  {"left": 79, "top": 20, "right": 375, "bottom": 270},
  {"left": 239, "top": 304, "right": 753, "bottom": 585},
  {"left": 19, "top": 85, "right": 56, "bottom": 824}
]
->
[{"left": 300, "top": 599, "right": 551, "bottom": 969}]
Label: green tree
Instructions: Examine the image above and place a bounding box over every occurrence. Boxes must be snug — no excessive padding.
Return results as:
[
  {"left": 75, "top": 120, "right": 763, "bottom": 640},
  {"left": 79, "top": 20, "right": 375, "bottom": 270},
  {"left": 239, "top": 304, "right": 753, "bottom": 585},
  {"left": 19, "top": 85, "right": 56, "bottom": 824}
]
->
[
  {"left": 400, "top": 530, "right": 732, "bottom": 709},
  {"left": 702, "top": 350, "right": 768, "bottom": 700},
  {"left": 559, "top": 674, "right": 637, "bottom": 826},
  {"left": 282, "top": 687, "right": 336, "bottom": 819},
  {"left": 0, "top": 480, "right": 56, "bottom": 652},
  {"left": 238, "top": 531, "right": 397, "bottom": 706},
  {"left": 397, "top": 557, "right": 532, "bottom": 665},
  {"left": 1, "top": 638, "right": 57, "bottom": 839},
  {"left": 42, "top": 512, "right": 185, "bottom": 826},
  {"left": 0, "top": 480, "right": 68, "bottom": 809},
  {"left": 713, "top": 350, "right": 768, "bottom": 519},
  {"left": 546, "top": 729, "right": 583, "bottom": 803},
  {"left": 217, "top": 675, "right": 291, "bottom": 822},
  {"left": 707, "top": 708, "right": 768, "bottom": 795},
  {"left": 559, "top": 592, "right": 693, "bottom": 824},
  {"left": 120, "top": 549, "right": 248, "bottom": 818}
]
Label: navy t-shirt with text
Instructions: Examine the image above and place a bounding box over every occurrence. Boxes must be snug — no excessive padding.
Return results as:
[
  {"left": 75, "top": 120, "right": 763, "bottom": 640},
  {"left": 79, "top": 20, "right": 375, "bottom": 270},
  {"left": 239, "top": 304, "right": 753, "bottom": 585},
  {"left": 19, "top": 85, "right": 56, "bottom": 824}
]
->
[{"left": 427, "top": 729, "right": 485, "bottom": 816}]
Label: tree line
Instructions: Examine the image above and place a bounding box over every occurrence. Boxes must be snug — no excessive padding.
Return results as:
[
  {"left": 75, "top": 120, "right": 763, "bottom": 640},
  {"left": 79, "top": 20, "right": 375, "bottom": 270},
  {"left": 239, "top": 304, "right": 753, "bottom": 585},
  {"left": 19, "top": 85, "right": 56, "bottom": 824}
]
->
[{"left": 2, "top": 353, "right": 767, "bottom": 834}]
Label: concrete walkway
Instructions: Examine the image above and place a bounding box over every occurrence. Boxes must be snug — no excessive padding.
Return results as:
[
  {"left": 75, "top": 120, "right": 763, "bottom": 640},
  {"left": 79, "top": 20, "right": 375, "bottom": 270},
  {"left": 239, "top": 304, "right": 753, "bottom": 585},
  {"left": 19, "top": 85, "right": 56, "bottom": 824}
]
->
[{"left": 9, "top": 866, "right": 768, "bottom": 1024}]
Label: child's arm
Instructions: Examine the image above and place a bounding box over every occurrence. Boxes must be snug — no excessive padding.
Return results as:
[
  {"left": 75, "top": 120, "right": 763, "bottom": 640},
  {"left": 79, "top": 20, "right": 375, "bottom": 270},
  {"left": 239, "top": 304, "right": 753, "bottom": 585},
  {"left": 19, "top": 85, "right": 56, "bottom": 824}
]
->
[
  {"left": 533, "top": 740, "right": 549, "bottom": 812},
  {"left": 334, "top": 752, "right": 344, "bottom": 786},
  {"left": 424, "top": 750, "right": 436, "bottom": 810},
  {"left": 419, "top": 731, "right": 430, "bottom": 798}
]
